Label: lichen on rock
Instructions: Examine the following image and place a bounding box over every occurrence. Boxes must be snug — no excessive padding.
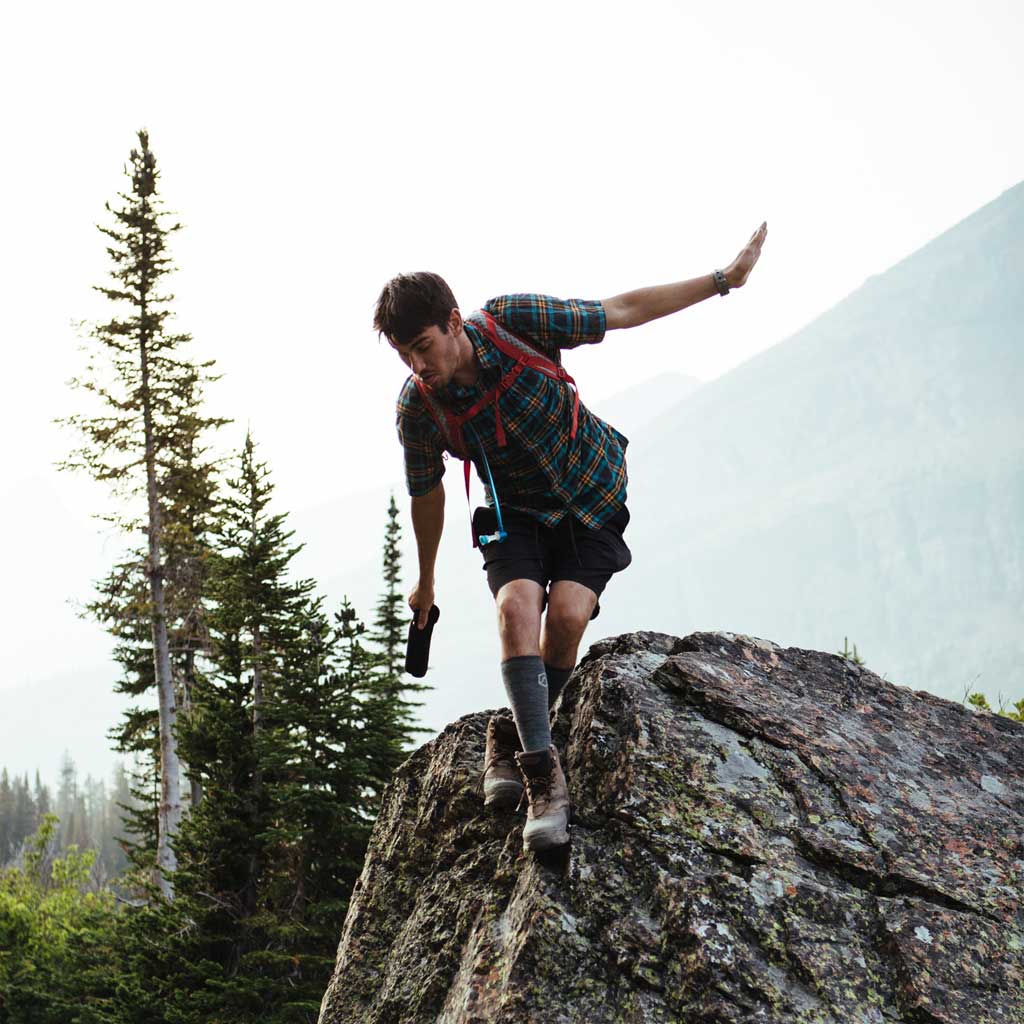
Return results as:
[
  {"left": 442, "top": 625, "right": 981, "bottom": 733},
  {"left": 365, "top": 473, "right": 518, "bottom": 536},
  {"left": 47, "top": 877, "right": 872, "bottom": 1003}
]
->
[{"left": 318, "top": 630, "right": 1024, "bottom": 1023}]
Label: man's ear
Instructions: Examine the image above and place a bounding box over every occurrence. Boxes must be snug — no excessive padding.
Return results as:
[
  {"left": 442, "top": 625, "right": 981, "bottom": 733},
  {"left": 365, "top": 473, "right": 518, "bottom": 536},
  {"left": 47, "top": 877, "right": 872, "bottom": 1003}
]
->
[{"left": 448, "top": 307, "right": 463, "bottom": 334}]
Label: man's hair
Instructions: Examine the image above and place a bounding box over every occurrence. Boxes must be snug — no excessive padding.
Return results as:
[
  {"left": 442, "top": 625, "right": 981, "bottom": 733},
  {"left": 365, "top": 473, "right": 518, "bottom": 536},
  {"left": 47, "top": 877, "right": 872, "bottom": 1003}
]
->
[{"left": 373, "top": 271, "right": 458, "bottom": 346}]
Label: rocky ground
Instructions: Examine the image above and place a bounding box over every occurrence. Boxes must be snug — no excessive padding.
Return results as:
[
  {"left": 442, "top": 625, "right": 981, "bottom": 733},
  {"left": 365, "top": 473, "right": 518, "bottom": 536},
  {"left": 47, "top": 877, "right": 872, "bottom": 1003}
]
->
[{"left": 318, "top": 630, "right": 1024, "bottom": 1023}]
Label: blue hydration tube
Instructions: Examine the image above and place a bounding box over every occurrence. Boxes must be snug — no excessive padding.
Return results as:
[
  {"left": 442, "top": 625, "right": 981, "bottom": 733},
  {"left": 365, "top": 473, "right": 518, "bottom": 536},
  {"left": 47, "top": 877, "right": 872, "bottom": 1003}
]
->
[{"left": 464, "top": 421, "right": 508, "bottom": 546}]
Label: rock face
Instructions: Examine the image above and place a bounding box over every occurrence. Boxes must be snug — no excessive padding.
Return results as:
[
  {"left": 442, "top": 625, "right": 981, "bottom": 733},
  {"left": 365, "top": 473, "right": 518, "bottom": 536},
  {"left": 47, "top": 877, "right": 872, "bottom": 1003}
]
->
[{"left": 318, "top": 631, "right": 1024, "bottom": 1023}]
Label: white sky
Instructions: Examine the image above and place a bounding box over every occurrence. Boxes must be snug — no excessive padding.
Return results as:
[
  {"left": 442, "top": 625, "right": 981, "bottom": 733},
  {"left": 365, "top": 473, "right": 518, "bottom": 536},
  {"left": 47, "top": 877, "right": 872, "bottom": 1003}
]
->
[{"left": 1, "top": 0, "right": 1022, "bottom": 692}]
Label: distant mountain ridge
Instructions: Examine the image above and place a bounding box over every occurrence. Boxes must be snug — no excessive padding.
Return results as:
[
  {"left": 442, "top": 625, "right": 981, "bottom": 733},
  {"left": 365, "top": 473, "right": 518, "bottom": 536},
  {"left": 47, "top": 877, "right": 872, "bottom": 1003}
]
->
[
  {"left": 621, "top": 179, "right": 1024, "bottom": 700},
  {"left": 588, "top": 371, "right": 702, "bottom": 439}
]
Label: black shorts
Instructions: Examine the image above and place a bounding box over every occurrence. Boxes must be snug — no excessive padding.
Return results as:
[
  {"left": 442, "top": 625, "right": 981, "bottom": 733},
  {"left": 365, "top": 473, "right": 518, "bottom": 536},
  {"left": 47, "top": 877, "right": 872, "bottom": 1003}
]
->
[{"left": 471, "top": 504, "right": 632, "bottom": 620}]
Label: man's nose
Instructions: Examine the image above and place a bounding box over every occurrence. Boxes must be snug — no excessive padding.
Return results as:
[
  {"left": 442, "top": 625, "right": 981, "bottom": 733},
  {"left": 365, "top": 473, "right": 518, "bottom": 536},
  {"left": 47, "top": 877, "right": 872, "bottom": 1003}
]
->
[{"left": 410, "top": 353, "right": 425, "bottom": 375}]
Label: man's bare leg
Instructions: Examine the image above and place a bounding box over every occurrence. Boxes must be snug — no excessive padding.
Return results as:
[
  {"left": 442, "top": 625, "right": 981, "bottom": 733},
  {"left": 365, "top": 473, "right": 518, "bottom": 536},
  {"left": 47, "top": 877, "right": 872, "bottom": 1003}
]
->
[
  {"left": 494, "top": 580, "right": 550, "bottom": 752},
  {"left": 494, "top": 580, "right": 573, "bottom": 851},
  {"left": 496, "top": 579, "right": 545, "bottom": 659},
  {"left": 541, "top": 580, "right": 597, "bottom": 669}
]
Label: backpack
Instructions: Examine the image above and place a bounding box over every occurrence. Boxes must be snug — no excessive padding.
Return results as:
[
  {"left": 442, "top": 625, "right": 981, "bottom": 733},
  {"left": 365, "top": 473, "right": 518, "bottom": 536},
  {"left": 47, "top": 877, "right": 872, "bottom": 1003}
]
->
[{"left": 413, "top": 310, "right": 581, "bottom": 546}]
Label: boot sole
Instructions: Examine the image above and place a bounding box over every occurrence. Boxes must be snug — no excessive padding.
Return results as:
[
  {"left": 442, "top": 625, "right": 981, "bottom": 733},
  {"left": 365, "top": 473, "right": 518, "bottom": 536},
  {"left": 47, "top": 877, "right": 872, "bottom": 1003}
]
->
[
  {"left": 483, "top": 781, "right": 524, "bottom": 812},
  {"left": 522, "top": 814, "right": 570, "bottom": 852}
]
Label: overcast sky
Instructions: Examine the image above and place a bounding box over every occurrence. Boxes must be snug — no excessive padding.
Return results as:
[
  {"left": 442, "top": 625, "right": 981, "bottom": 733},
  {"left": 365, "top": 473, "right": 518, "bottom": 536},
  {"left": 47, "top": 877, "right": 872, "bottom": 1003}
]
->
[{"left": 2, "top": 0, "right": 1022, "bottom": 699}]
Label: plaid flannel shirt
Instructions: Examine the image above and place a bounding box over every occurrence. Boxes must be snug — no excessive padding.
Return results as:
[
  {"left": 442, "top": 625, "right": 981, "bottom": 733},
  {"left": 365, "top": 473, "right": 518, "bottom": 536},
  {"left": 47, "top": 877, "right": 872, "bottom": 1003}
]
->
[{"left": 395, "top": 293, "right": 629, "bottom": 529}]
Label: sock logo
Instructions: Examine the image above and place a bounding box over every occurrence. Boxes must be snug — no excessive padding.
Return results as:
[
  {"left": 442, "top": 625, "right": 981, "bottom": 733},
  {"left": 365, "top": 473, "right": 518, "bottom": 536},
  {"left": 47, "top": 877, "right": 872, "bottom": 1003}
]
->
[{"left": 537, "top": 671, "right": 548, "bottom": 689}]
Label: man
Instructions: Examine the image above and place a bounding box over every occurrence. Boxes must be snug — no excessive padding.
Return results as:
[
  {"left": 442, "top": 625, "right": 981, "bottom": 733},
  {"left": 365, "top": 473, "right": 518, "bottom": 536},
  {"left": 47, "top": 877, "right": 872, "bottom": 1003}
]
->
[{"left": 375, "top": 222, "right": 767, "bottom": 853}]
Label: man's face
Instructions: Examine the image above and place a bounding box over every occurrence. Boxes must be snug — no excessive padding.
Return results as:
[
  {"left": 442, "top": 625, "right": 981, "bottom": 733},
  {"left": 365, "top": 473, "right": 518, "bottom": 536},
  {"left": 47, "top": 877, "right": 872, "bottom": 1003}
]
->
[{"left": 390, "top": 310, "right": 461, "bottom": 389}]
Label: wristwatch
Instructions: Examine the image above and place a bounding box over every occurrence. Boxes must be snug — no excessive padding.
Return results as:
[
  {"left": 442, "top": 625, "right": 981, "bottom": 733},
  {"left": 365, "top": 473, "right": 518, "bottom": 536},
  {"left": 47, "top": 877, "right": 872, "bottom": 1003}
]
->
[{"left": 713, "top": 269, "right": 730, "bottom": 296}]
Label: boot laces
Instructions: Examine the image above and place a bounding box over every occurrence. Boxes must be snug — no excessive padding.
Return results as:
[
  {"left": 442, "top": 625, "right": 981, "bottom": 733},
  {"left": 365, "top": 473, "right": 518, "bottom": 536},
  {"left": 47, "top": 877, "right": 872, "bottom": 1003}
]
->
[{"left": 521, "top": 767, "right": 554, "bottom": 811}]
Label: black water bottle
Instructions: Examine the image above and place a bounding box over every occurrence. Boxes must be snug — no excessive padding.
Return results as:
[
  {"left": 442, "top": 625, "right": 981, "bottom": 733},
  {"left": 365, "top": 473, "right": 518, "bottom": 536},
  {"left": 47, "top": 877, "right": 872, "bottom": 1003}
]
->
[{"left": 405, "top": 605, "right": 440, "bottom": 678}]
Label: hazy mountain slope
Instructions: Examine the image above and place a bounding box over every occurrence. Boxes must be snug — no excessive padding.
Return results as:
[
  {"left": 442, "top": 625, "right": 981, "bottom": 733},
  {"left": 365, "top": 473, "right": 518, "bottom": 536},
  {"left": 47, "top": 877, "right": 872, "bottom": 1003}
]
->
[
  {"left": 619, "top": 179, "right": 1024, "bottom": 699},
  {"left": 587, "top": 371, "right": 702, "bottom": 438},
  {"left": 1, "top": 667, "right": 133, "bottom": 784},
  {"left": 2, "top": 477, "right": 117, "bottom": 683}
]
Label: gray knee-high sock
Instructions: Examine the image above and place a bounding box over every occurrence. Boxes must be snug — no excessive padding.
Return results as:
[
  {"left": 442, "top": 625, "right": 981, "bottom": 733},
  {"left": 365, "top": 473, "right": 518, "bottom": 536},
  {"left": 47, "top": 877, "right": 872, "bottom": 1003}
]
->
[
  {"left": 544, "top": 663, "right": 573, "bottom": 708},
  {"left": 501, "top": 655, "right": 551, "bottom": 752}
]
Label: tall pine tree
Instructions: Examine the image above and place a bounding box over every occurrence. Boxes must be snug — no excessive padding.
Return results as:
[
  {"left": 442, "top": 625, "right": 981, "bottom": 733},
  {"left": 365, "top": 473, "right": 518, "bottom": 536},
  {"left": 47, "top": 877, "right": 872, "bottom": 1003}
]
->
[
  {"left": 369, "top": 494, "right": 406, "bottom": 683},
  {"left": 366, "top": 494, "right": 432, "bottom": 779},
  {"left": 60, "top": 130, "right": 225, "bottom": 896}
]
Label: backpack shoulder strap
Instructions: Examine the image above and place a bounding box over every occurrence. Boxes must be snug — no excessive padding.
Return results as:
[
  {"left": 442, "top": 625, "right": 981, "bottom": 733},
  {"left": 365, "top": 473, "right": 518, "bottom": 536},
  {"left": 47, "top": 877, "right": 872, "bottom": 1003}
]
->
[
  {"left": 413, "top": 377, "right": 469, "bottom": 459},
  {"left": 470, "top": 310, "right": 581, "bottom": 440},
  {"left": 469, "top": 309, "right": 560, "bottom": 368},
  {"left": 412, "top": 376, "right": 477, "bottom": 545}
]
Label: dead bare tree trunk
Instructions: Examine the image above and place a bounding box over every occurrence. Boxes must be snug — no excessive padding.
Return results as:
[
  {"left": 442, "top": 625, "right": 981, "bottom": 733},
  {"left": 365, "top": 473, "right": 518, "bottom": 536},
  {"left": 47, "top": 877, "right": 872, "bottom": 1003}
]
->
[{"left": 139, "top": 281, "right": 182, "bottom": 899}]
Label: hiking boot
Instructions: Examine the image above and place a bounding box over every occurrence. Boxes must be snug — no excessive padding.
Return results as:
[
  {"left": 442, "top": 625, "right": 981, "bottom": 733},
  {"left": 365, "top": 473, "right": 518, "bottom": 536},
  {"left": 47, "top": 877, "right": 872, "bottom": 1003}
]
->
[
  {"left": 515, "top": 744, "right": 570, "bottom": 852},
  {"left": 481, "top": 714, "right": 524, "bottom": 812}
]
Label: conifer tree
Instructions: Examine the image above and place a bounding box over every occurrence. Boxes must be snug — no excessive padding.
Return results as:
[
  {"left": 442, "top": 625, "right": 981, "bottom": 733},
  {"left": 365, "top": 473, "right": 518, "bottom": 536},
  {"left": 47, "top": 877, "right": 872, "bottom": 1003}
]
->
[
  {"left": 147, "top": 439, "right": 383, "bottom": 1022},
  {"left": 13, "top": 775, "right": 38, "bottom": 858},
  {"left": 56, "top": 753, "right": 90, "bottom": 851},
  {"left": 369, "top": 494, "right": 407, "bottom": 683},
  {"left": 33, "top": 771, "right": 51, "bottom": 821},
  {"left": 366, "top": 494, "right": 432, "bottom": 778},
  {"left": 161, "top": 362, "right": 226, "bottom": 809},
  {"left": 329, "top": 599, "right": 389, "bottom": 812},
  {"left": 0, "top": 769, "right": 12, "bottom": 863},
  {"left": 168, "top": 433, "right": 324, "bottom": 1017},
  {"left": 60, "top": 130, "right": 225, "bottom": 896},
  {"left": 0, "top": 772, "right": 45, "bottom": 866}
]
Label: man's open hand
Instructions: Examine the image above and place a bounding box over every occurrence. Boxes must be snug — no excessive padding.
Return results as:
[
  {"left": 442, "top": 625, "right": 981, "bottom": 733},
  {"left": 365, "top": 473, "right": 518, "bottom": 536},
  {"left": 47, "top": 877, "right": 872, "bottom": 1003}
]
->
[
  {"left": 725, "top": 222, "right": 768, "bottom": 289},
  {"left": 408, "top": 578, "right": 435, "bottom": 630}
]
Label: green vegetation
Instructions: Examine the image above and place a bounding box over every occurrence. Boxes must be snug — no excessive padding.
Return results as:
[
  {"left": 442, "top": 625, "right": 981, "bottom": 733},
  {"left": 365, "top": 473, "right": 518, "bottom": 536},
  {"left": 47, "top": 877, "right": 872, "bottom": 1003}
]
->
[
  {"left": 836, "top": 636, "right": 866, "bottom": 667},
  {"left": 0, "top": 757, "right": 133, "bottom": 882},
  {"left": 0, "top": 816, "right": 119, "bottom": 1024},
  {"left": 964, "top": 689, "right": 1024, "bottom": 722},
  {"left": 0, "top": 130, "right": 426, "bottom": 1023},
  {"left": 838, "top": 639, "right": 1021, "bottom": 723}
]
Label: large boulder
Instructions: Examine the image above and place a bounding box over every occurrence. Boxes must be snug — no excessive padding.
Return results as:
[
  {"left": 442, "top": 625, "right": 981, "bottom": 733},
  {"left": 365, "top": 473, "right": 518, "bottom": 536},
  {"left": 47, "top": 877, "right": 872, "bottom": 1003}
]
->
[{"left": 318, "top": 631, "right": 1024, "bottom": 1023}]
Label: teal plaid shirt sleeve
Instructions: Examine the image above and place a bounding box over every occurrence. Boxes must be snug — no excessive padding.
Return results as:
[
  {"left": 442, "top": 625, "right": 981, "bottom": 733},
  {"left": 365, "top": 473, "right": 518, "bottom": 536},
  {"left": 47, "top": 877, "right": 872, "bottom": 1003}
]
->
[
  {"left": 396, "top": 378, "right": 446, "bottom": 497},
  {"left": 483, "top": 294, "right": 606, "bottom": 358}
]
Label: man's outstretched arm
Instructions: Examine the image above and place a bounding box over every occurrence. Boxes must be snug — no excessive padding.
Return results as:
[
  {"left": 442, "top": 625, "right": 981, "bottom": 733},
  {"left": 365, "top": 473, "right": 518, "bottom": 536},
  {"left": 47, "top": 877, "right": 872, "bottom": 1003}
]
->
[
  {"left": 408, "top": 480, "right": 445, "bottom": 630},
  {"left": 603, "top": 222, "right": 767, "bottom": 330}
]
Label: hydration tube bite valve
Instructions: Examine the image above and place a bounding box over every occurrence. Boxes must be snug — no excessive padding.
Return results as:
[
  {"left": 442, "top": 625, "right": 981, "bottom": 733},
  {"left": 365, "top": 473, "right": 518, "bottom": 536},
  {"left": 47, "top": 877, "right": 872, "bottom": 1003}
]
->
[{"left": 465, "top": 422, "right": 508, "bottom": 547}]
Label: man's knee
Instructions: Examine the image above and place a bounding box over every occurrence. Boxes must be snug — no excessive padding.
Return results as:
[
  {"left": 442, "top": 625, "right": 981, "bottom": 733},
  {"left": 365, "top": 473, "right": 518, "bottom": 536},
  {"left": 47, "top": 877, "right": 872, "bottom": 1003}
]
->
[
  {"left": 496, "top": 580, "right": 544, "bottom": 641},
  {"left": 545, "top": 583, "right": 597, "bottom": 643}
]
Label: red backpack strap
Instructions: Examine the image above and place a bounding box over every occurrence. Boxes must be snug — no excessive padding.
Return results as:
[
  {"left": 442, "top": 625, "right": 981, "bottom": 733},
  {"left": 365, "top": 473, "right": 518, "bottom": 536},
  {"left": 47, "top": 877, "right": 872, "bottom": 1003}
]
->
[
  {"left": 414, "top": 377, "right": 468, "bottom": 458},
  {"left": 447, "top": 380, "right": 510, "bottom": 446},
  {"left": 472, "top": 311, "right": 580, "bottom": 440},
  {"left": 413, "top": 377, "right": 478, "bottom": 545}
]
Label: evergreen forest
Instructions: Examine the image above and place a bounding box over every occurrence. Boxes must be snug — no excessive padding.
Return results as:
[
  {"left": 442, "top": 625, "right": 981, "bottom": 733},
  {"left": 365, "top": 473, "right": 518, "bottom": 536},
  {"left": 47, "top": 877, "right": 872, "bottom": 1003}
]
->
[{"left": 0, "top": 131, "right": 427, "bottom": 1023}]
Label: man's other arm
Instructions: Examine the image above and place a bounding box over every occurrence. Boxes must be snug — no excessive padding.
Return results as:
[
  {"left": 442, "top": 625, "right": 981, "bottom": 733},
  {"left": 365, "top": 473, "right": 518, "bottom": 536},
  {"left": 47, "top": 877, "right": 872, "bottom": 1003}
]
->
[
  {"left": 409, "top": 480, "right": 445, "bottom": 630},
  {"left": 603, "top": 222, "right": 767, "bottom": 330}
]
